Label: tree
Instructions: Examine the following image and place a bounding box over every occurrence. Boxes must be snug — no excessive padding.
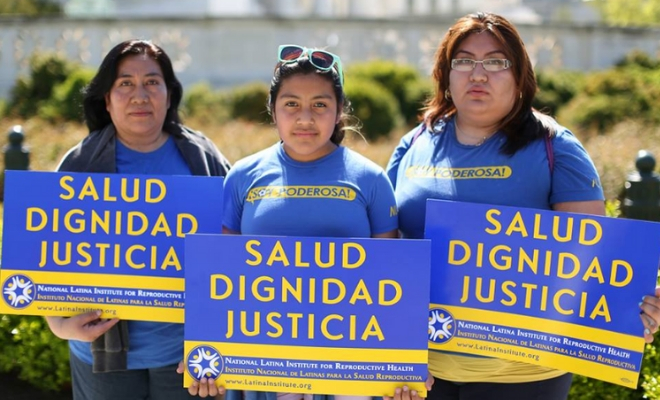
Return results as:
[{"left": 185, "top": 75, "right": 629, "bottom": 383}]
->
[
  {"left": 591, "top": 0, "right": 660, "bottom": 27},
  {"left": 0, "top": 0, "right": 62, "bottom": 16}
]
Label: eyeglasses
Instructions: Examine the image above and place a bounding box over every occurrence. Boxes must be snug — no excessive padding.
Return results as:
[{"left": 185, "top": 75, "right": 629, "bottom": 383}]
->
[
  {"left": 451, "top": 58, "right": 512, "bottom": 72},
  {"left": 278, "top": 44, "right": 344, "bottom": 87}
]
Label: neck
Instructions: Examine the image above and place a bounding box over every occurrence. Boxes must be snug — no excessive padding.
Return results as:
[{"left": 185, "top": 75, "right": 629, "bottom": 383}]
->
[
  {"left": 116, "top": 130, "right": 168, "bottom": 152},
  {"left": 454, "top": 117, "right": 497, "bottom": 146}
]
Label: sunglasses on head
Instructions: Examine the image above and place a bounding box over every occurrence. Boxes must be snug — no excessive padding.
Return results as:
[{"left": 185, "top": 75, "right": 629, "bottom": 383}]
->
[{"left": 278, "top": 44, "right": 344, "bottom": 87}]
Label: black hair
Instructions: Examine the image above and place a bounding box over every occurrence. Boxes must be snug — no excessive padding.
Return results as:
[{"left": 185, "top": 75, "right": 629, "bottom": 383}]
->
[
  {"left": 267, "top": 57, "right": 355, "bottom": 145},
  {"left": 82, "top": 39, "right": 183, "bottom": 134}
]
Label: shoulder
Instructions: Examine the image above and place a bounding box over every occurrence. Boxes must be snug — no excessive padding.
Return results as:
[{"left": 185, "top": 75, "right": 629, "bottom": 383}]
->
[
  {"left": 228, "top": 144, "right": 279, "bottom": 176},
  {"left": 177, "top": 125, "right": 222, "bottom": 154},
  {"left": 175, "top": 125, "right": 231, "bottom": 174},
  {"left": 57, "top": 126, "right": 114, "bottom": 172},
  {"left": 550, "top": 125, "right": 589, "bottom": 153},
  {"left": 340, "top": 147, "right": 383, "bottom": 171},
  {"left": 336, "top": 147, "right": 390, "bottom": 181}
]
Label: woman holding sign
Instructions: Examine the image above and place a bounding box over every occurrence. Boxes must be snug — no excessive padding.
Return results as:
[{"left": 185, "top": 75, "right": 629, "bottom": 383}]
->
[
  {"left": 214, "top": 45, "right": 422, "bottom": 400},
  {"left": 386, "top": 11, "right": 660, "bottom": 400},
  {"left": 45, "top": 39, "right": 230, "bottom": 400}
]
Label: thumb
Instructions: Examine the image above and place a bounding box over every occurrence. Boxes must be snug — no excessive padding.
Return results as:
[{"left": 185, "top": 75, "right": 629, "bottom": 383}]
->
[
  {"left": 425, "top": 373, "right": 434, "bottom": 390},
  {"left": 176, "top": 360, "right": 184, "bottom": 374}
]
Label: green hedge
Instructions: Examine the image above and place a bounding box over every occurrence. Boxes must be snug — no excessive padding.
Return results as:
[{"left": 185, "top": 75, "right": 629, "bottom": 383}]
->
[
  {"left": 347, "top": 60, "right": 427, "bottom": 125},
  {"left": 181, "top": 82, "right": 231, "bottom": 125},
  {"left": 557, "top": 51, "right": 660, "bottom": 133},
  {"left": 0, "top": 315, "right": 70, "bottom": 392},
  {"left": 40, "top": 68, "right": 96, "bottom": 122},
  {"left": 344, "top": 79, "right": 401, "bottom": 140},
  {"left": 533, "top": 70, "right": 585, "bottom": 116},
  {"left": 7, "top": 52, "right": 75, "bottom": 118},
  {"left": 227, "top": 82, "right": 271, "bottom": 123}
]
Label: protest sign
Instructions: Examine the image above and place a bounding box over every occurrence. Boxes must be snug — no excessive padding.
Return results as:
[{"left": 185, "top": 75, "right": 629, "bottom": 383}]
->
[
  {"left": 183, "top": 234, "right": 431, "bottom": 396},
  {"left": 425, "top": 199, "right": 660, "bottom": 388},
  {"left": 0, "top": 170, "right": 223, "bottom": 322}
]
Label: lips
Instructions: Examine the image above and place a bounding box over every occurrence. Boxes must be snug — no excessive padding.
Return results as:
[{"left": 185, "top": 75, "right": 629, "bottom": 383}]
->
[
  {"left": 468, "top": 87, "right": 488, "bottom": 95},
  {"left": 129, "top": 110, "right": 152, "bottom": 117}
]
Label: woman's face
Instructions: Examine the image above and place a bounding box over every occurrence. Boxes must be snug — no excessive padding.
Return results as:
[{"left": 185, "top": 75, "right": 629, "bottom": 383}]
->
[
  {"left": 272, "top": 73, "right": 340, "bottom": 162},
  {"left": 105, "top": 54, "right": 170, "bottom": 140},
  {"left": 448, "top": 32, "right": 517, "bottom": 127}
]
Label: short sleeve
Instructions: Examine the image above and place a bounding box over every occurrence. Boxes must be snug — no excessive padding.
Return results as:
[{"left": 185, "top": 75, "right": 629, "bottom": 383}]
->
[
  {"left": 549, "top": 129, "right": 605, "bottom": 204},
  {"left": 222, "top": 168, "right": 245, "bottom": 233},
  {"left": 367, "top": 170, "right": 398, "bottom": 235},
  {"left": 385, "top": 126, "right": 418, "bottom": 189}
]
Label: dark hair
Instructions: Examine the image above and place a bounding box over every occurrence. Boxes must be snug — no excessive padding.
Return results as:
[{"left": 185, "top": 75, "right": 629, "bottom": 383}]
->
[
  {"left": 267, "top": 57, "right": 355, "bottom": 145},
  {"left": 424, "top": 12, "right": 555, "bottom": 154},
  {"left": 82, "top": 39, "right": 183, "bottom": 134}
]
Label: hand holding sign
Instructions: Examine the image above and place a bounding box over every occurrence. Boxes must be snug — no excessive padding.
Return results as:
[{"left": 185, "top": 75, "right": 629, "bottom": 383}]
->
[
  {"left": 640, "top": 286, "right": 660, "bottom": 342},
  {"left": 177, "top": 361, "right": 225, "bottom": 398},
  {"left": 45, "top": 311, "right": 119, "bottom": 342}
]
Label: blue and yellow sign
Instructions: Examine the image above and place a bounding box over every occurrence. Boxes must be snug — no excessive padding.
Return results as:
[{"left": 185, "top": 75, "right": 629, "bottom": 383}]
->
[
  {"left": 183, "top": 234, "right": 431, "bottom": 396},
  {"left": 0, "top": 170, "right": 223, "bottom": 322},
  {"left": 424, "top": 199, "right": 660, "bottom": 388}
]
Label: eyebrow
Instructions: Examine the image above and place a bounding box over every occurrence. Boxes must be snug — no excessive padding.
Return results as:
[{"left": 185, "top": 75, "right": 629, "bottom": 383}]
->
[
  {"left": 454, "top": 49, "right": 506, "bottom": 57},
  {"left": 116, "top": 71, "right": 164, "bottom": 78},
  {"left": 278, "top": 93, "right": 335, "bottom": 100}
]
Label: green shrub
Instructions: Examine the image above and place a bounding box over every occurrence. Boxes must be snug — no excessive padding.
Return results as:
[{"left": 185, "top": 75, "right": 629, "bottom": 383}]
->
[
  {"left": 402, "top": 78, "right": 433, "bottom": 126},
  {"left": 569, "top": 335, "right": 660, "bottom": 399},
  {"left": 182, "top": 82, "right": 231, "bottom": 125},
  {"left": 40, "top": 68, "right": 96, "bottom": 122},
  {"left": 569, "top": 373, "right": 644, "bottom": 400},
  {"left": 556, "top": 64, "right": 660, "bottom": 132},
  {"left": 534, "top": 70, "right": 585, "bottom": 116},
  {"left": 7, "top": 52, "right": 75, "bottom": 118},
  {"left": 615, "top": 50, "right": 660, "bottom": 70},
  {"left": 344, "top": 79, "right": 402, "bottom": 140},
  {"left": 0, "top": 315, "right": 70, "bottom": 391},
  {"left": 347, "top": 60, "right": 421, "bottom": 123},
  {"left": 227, "top": 82, "right": 270, "bottom": 123},
  {"left": 582, "top": 69, "right": 641, "bottom": 97},
  {"left": 640, "top": 336, "right": 660, "bottom": 399},
  {"left": 558, "top": 94, "right": 642, "bottom": 133}
]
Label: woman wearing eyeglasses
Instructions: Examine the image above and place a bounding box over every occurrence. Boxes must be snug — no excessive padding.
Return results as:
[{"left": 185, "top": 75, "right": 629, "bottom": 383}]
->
[
  {"left": 387, "top": 12, "right": 660, "bottom": 400},
  {"left": 188, "top": 44, "right": 419, "bottom": 400}
]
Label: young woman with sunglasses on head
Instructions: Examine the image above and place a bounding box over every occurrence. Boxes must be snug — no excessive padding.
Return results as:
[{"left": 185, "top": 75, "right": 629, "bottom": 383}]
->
[
  {"left": 185, "top": 45, "right": 427, "bottom": 400},
  {"left": 386, "top": 12, "right": 660, "bottom": 400}
]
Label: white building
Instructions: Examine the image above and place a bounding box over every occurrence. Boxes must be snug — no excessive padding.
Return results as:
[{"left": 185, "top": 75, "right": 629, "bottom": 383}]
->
[{"left": 60, "top": 0, "right": 602, "bottom": 24}]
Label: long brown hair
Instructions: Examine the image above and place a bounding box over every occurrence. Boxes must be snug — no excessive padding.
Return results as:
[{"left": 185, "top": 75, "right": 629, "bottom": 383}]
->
[{"left": 424, "top": 12, "right": 555, "bottom": 154}]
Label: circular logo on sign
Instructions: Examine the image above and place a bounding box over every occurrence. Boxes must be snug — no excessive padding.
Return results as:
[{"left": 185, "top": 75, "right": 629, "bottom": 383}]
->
[
  {"left": 186, "top": 345, "right": 223, "bottom": 381},
  {"left": 2, "top": 274, "right": 35, "bottom": 309},
  {"left": 428, "top": 307, "right": 456, "bottom": 344}
]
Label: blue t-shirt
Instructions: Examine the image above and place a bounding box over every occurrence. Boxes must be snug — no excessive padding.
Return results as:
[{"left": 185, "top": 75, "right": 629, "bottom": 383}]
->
[
  {"left": 70, "top": 136, "right": 192, "bottom": 369},
  {"left": 223, "top": 143, "right": 397, "bottom": 237},
  {"left": 387, "top": 117, "right": 604, "bottom": 239}
]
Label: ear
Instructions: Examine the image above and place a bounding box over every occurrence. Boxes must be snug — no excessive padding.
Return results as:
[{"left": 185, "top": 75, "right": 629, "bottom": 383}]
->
[
  {"left": 335, "top": 101, "right": 343, "bottom": 125},
  {"left": 105, "top": 93, "right": 111, "bottom": 112}
]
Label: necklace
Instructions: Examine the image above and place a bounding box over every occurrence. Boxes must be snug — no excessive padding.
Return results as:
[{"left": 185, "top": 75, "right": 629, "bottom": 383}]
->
[{"left": 455, "top": 122, "right": 489, "bottom": 146}]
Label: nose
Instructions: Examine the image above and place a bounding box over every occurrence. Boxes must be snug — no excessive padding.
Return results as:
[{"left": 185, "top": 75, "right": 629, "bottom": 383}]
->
[
  {"left": 470, "top": 64, "right": 488, "bottom": 82},
  {"left": 296, "top": 108, "right": 315, "bottom": 125},
  {"left": 131, "top": 84, "right": 149, "bottom": 103}
]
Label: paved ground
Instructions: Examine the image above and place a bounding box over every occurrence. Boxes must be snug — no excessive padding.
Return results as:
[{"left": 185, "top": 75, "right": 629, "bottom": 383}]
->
[{"left": 0, "top": 372, "right": 72, "bottom": 400}]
